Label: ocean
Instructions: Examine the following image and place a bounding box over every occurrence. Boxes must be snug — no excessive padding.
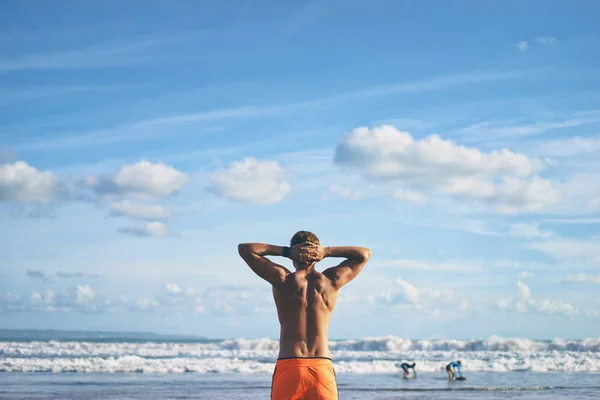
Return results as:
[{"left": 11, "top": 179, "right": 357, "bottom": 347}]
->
[{"left": 1, "top": 336, "right": 599, "bottom": 399}]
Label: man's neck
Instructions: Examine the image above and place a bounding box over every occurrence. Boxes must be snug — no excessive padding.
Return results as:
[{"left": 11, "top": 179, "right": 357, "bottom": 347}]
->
[{"left": 295, "top": 263, "right": 316, "bottom": 273}]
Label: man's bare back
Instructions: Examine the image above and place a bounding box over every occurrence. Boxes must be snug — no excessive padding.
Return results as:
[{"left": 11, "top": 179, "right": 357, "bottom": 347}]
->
[
  {"left": 274, "top": 269, "right": 337, "bottom": 358},
  {"left": 238, "top": 231, "right": 371, "bottom": 358}
]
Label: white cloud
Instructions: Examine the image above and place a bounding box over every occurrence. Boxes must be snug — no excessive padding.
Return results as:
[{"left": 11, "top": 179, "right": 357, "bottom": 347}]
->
[
  {"left": 44, "top": 290, "right": 55, "bottom": 304},
  {"left": 75, "top": 285, "right": 94, "bottom": 304},
  {"left": 509, "top": 223, "right": 554, "bottom": 238},
  {"left": 86, "top": 160, "right": 189, "bottom": 198},
  {"left": 537, "top": 136, "right": 600, "bottom": 157},
  {"left": 495, "top": 297, "right": 513, "bottom": 309},
  {"left": 395, "top": 279, "right": 422, "bottom": 304},
  {"left": 10, "top": 284, "right": 272, "bottom": 316},
  {"left": 0, "top": 161, "right": 65, "bottom": 203},
  {"left": 391, "top": 188, "right": 425, "bottom": 203},
  {"left": 165, "top": 282, "right": 182, "bottom": 294},
  {"left": 368, "top": 278, "right": 461, "bottom": 313},
  {"left": 562, "top": 273, "right": 600, "bottom": 284},
  {"left": 117, "top": 221, "right": 169, "bottom": 238},
  {"left": 516, "top": 41, "right": 529, "bottom": 51},
  {"left": 490, "top": 177, "right": 561, "bottom": 214},
  {"left": 0, "top": 286, "right": 104, "bottom": 313},
  {"left": 29, "top": 290, "right": 55, "bottom": 305},
  {"left": 334, "top": 125, "right": 559, "bottom": 213},
  {"left": 518, "top": 271, "right": 536, "bottom": 279},
  {"left": 134, "top": 298, "right": 159, "bottom": 311},
  {"left": 495, "top": 282, "right": 578, "bottom": 316},
  {"left": 534, "top": 299, "right": 578, "bottom": 315},
  {"left": 536, "top": 36, "right": 556, "bottom": 45},
  {"left": 109, "top": 200, "right": 171, "bottom": 220},
  {"left": 336, "top": 126, "right": 541, "bottom": 178},
  {"left": 516, "top": 281, "right": 531, "bottom": 312},
  {"left": 539, "top": 173, "right": 600, "bottom": 214},
  {"left": 208, "top": 158, "right": 291, "bottom": 204},
  {"left": 2, "top": 283, "right": 272, "bottom": 316}
]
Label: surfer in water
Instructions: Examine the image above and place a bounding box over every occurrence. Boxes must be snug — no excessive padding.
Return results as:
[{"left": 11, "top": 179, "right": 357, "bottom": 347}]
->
[
  {"left": 400, "top": 362, "right": 417, "bottom": 378},
  {"left": 446, "top": 360, "right": 463, "bottom": 380},
  {"left": 238, "top": 231, "right": 371, "bottom": 400}
]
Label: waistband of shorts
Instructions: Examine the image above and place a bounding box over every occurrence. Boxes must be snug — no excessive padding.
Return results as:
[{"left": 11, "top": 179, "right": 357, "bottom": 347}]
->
[{"left": 275, "top": 357, "right": 333, "bottom": 367}]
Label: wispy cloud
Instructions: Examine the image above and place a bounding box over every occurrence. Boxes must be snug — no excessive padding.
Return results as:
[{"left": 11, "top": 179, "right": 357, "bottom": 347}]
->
[
  {"left": 25, "top": 269, "right": 98, "bottom": 282},
  {"left": 543, "top": 217, "right": 600, "bottom": 225},
  {"left": 562, "top": 273, "right": 600, "bottom": 285},
  {"left": 456, "top": 116, "right": 597, "bottom": 141},
  {"left": 531, "top": 236, "right": 600, "bottom": 264},
  {"left": 518, "top": 271, "right": 536, "bottom": 279},
  {"left": 516, "top": 41, "right": 529, "bottom": 51},
  {"left": 536, "top": 36, "right": 556, "bottom": 45},
  {"left": 537, "top": 136, "right": 600, "bottom": 157},
  {"left": 322, "top": 184, "right": 365, "bottom": 201},
  {"left": 374, "top": 259, "right": 485, "bottom": 272},
  {"left": 15, "top": 69, "right": 532, "bottom": 150},
  {"left": 117, "top": 221, "right": 170, "bottom": 238},
  {"left": 0, "top": 84, "right": 141, "bottom": 105},
  {"left": 0, "top": 32, "right": 209, "bottom": 74},
  {"left": 25, "top": 269, "right": 53, "bottom": 283},
  {"left": 0, "top": 41, "right": 147, "bottom": 73},
  {"left": 515, "top": 36, "right": 555, "bottom": 51},
  {"left": 508, "top": 223, "right": 554, "bottom": 238}
]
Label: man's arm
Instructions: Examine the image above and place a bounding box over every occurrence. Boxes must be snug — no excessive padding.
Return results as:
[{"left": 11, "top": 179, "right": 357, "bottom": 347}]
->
[
  {"left": 238, "top": 243, "right": 291, "bottom": 286},
  {"left": 320, "top": 246, "right": 371, "bottom": 288}
]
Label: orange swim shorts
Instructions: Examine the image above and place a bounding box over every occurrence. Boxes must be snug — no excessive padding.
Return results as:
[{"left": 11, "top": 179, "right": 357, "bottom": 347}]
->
[{"left": 271, "top": 357, "right": 338, "bottom": 400}]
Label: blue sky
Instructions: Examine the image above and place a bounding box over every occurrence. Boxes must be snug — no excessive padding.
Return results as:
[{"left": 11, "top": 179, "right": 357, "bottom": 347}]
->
[{"left": 1, "top": 0, "right": 600, "bottom": 339}]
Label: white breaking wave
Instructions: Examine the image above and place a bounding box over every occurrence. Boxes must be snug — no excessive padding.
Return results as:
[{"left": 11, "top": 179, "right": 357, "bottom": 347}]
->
[{"left": 1, "top": 336, "right": 599, "bottom": 374}]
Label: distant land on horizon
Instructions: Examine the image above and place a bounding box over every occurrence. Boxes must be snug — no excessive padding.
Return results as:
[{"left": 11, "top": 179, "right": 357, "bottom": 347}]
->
[
  {"left": 0, "top": 328, "right": 207, "bottom": 341},
  {"left": 0, "top": 329, "right": 590, "bottom": 342}
]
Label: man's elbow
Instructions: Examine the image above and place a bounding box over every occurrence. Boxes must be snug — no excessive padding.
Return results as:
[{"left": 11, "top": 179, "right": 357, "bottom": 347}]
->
[
  {"left": 238, "top": 243, "right": 251, "bottom": 257},
  {"left": 361, "top": 248, "right": 372, "bottom": 261}
]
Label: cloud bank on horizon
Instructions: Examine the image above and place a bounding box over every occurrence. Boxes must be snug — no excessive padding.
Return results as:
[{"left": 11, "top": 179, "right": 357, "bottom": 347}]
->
[{"left": 1, "top": 1, "right": 599, "bottom": 339}]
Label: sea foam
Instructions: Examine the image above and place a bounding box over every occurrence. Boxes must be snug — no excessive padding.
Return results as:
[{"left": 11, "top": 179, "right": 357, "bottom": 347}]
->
[{"left": 1, "top": 336, "right": 599, "bottom": 374}]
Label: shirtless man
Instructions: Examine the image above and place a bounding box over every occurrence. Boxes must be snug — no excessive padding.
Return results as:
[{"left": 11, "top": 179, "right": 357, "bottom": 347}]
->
[{"left": 238, "top": 231, "right": 371, "bottom": 400}]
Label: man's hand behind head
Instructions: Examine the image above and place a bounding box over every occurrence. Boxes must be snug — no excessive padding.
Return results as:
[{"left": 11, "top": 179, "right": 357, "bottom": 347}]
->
[
  {"left": 290, "top": 242, "right": 326, "bottom": 263},
  {"left": 302, "top": 243, "right": 326, "bottom": 263}
]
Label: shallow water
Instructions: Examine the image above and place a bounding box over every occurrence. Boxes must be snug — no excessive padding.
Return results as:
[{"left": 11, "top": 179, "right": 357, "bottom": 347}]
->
[{"left": 1, "top": 372, "right": 599, "bottom": 399}]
